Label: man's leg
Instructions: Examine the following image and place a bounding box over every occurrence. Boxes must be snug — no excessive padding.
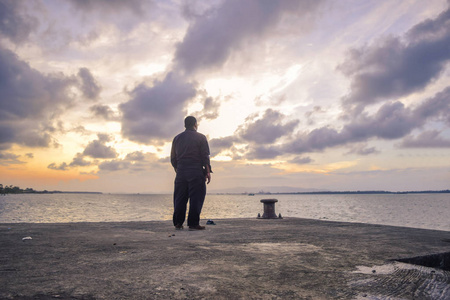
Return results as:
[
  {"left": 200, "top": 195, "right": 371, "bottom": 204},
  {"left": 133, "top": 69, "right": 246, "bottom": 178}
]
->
[
  {"left": 173, "top": 174, "right": 189, "bottom": 227},
  {"left": 187, "top": 173, "right": 206, "bottom": 227}
]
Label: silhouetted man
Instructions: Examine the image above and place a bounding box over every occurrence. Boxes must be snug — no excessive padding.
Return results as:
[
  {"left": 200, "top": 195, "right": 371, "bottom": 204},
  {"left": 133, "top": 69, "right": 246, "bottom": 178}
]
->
[{"left": 171, "top": 116, "right": 212, "bottom": 230}]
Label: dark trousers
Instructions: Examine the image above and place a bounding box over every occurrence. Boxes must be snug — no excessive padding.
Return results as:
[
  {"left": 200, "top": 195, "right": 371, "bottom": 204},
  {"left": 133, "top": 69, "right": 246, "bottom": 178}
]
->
[{"left": 173, "top": 170, "right": 206, "bottom": 227}]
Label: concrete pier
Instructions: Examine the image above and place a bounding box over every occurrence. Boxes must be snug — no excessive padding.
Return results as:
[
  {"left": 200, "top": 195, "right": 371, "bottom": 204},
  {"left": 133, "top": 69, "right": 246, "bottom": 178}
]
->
[{"left": 1, "top": 218, "right": 450, "bottom": 299}]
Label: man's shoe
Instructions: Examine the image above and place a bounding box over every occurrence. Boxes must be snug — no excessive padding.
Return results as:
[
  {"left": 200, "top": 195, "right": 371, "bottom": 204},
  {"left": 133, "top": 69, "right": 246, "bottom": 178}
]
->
[
  {"left": 188, "top": 225, "right": 205, "bottom": 231},
  {"left": 175, "top": 224, "right": 184, "bottom": 230}
]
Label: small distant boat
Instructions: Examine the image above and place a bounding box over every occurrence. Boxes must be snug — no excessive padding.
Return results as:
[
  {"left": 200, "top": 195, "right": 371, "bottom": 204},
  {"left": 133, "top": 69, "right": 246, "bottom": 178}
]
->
[{"left": 248, "top": 193, "right": 255, "bottom": 196}]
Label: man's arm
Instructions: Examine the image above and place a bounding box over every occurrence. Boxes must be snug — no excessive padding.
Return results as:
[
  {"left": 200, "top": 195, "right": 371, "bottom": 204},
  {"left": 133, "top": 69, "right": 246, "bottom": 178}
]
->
[
  {"left": 205, "top": 164, "right": 211, "bottom": 184},
  {"left": 200, "top": 135, "right": 212, "bottom": 183},
  {"left": 170, "top": 137, "right": 177, "bottom": 172}
]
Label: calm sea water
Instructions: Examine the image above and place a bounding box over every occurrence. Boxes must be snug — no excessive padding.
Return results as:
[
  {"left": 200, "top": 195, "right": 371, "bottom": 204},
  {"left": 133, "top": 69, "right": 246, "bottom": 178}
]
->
[{"left": 0, "top": 193, "right": 449, "bottom": 231}]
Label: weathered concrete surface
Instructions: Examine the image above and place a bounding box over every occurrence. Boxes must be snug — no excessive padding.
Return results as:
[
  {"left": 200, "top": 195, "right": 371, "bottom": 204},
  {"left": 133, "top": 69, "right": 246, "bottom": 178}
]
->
[{"left": 1, "top": 218, "right": 449, "bottom": 299}]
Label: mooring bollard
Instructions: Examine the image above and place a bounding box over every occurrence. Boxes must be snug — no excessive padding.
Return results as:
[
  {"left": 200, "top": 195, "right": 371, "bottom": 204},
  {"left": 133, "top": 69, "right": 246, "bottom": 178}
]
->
[{"left": 257, "top": 199, "right": 282, "bottom": 219}]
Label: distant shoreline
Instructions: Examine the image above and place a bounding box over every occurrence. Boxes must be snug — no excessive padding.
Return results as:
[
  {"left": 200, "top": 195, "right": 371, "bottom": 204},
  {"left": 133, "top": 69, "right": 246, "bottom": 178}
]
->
[
  {"left": 2, "top": 189, "right": 449, "bottom": 196},
  {"left": 36, "top": 191, "right": 103, "bottom": 194},
  {"left": 1, "top": 190, "right": 102, "bottom": 195},
  {"left": 213, "top": 189, "right": 450, "bottom": 195},
  {"left": 0, "top": 184, "right": 103, "bottom": 195}
]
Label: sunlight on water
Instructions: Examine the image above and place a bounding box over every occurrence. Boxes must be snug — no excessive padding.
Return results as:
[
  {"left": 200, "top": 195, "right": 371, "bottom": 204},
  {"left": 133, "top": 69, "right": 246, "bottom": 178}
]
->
[{"left": 0, "top": 193, "right": 449, "bottom": 231}]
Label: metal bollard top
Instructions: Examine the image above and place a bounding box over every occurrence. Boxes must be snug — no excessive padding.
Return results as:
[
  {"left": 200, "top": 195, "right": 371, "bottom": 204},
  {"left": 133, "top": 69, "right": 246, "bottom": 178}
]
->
[{"left": 260, "top": 199, "right": 278, "bottom": 203}]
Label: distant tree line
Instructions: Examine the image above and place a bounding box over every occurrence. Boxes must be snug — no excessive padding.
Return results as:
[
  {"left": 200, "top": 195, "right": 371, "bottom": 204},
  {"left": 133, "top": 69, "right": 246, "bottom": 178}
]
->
[
  {"left": 0, "top": 184, "right": 101, "bottom": 195},
  {"left": 0, "top": 184, "right": 39, "bottom": 195}
]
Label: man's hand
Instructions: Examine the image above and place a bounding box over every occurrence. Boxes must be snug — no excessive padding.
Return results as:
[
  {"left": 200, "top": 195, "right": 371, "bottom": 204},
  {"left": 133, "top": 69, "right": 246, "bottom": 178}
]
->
[{"left": 204, "top": 165, "right": 211, "bottom": 184}]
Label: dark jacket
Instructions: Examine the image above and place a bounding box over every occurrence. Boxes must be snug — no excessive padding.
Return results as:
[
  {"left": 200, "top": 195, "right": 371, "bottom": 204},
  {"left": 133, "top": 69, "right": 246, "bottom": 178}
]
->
[{"left": 171, "top": 128, "right": 212, "bottom": 173}]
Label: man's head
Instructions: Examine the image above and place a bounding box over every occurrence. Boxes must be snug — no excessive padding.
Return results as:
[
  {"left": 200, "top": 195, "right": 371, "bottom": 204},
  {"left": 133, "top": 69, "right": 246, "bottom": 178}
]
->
[{"left": 184, "top": 116, "right": 197, "bottom": 130}]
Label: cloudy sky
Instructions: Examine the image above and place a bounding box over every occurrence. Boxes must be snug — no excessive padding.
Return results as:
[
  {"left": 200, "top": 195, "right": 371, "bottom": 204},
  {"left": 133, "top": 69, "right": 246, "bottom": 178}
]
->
[{"left": 1, "top": 0, "right": 449, "bottom": 193}]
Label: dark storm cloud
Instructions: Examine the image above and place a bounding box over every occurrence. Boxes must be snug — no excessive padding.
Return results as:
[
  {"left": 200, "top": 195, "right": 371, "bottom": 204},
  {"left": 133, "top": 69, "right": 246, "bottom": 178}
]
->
[
  {"left": 47, "top": 152, "right": 92, "bottom": 172},
  {"left": 119, "top": 72, "right": 197, "bottom": 143},
  {"left": 98, "top": 151, "right": 145, "bottom": 171},
  {"left": 68, "top": 0, "right": 146, "bottom": 15},
  {"left": 237, "top": 109, "right": 299, "bottom": 144},
  {"left": 345, "top": 144, "right": 379, "bottom": 156},
  {"left": 125, "top": 151, "right": 146, "bottom": 161},
  {"left": 17, "top": 128, "right": 54, "bottom": 148},
  {"left": 400, "top": 130, "right": 450, "bottom": 148},
  {"left": 243, "top": 85, "right": 450, "bottom": 159},
  {"left": 246, "top": 145, "right": 282, "bottom": 160},
  {"left": 78, "top": 68, "right": 101, "bottom": 100},
  {"left": 82, "top": 134, "right": 118, "bottom": 159},
  {"left": 0, "top": 121, "right": 57, "bottom": 149},
  {"left": 0, "top": 0, "right": 38, "bottom": 44},
  {"left": 210, "top": 109, "right": 299, "bottom": 159},
  {"left": 343, "top": 102, "right": 417, "bottom": 140},
  {"left": 413, "top": 85, "right": 450, "bottom": 124},
  {"left": 69, "top": 153, "right": 92, "bottom": 167},
  {"left": 0, "top": 48, "right": 74, "bottom": 120},
  {"left": 339, "top": 5, "right": 450, "bottom": 112},
  {"left": 198, "top": 96, "right": 221, "bottom": 120},
  {"left": 289, "top": 156, "right": 313, "bottom": 165},
  {"left": 283, "top": 127, "right": 344, "bottom": 155},
  {"left": 0, "top": 47, "right": 77, "bottom": 150},
  {"left": 98, "top": 151, "right": 161, "bottom": 172},
  {"left": 47, "top": 162, "right": 69, "bottom": 171},
  {"left": 49, "top": 149, "right": 154, "bottom": 173},
  {"left": 406, "top": 2, "right": 450, "bottom": 44},
  {"left": 209, "top": 136, "right": 239, "bottom": 156},
  {"left": 175, "top": 0, "right": 324, "bottom": 74},
  {"left": 293, "top": 87, "right": 450, "bottom": 154},
  {"left": 344, "top": 85, "right": 450, "bottom": 143},
  {"left": 98, "top": 160, "right": 126, "bottom": 171},
  {"left": 0, "top": 46, "right": 104, "bottom": 150},
  {"left": 0, "top": 152, "right": 24, "bottom": 165},
  {"left": 189, "top": 92, "right": 222, "bottom": 122},
  {"left": 90, "top": 104, "right": 118, "bottom": 121}
]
